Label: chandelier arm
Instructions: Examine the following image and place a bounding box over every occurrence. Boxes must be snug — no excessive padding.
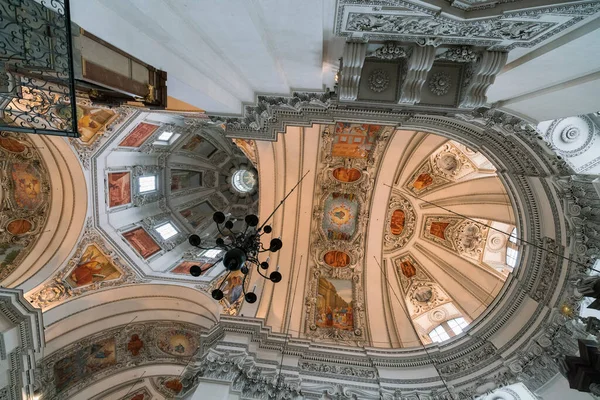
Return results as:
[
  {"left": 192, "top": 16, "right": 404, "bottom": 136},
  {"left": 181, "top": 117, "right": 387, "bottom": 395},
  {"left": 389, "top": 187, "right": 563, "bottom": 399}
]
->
[
  {"left": 216, "top": 271, "right": 231, "bottom": 290},
  {"left": 254, "top": 265, "right": 270, "bottom": 279},
  {"left": 257, "top": 170, "right": 310, "bottom": 232},
  {"left": 241, "top": 272, "right": 249, "bottom": 296}
]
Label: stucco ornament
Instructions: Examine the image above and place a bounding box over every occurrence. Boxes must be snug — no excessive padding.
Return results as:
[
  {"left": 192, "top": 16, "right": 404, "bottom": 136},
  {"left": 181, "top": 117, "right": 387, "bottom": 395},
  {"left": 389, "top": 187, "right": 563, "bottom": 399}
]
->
[
  {"left": 428, "top": 72, "right": 452, "bottom": 96},
  {"left": 368, "top": 69, "right": 390, "bottom": 93}
]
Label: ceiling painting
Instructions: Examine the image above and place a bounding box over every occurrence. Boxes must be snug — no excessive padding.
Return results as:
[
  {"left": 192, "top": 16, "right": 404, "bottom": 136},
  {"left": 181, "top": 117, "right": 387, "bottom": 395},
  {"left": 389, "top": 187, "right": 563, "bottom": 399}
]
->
[
  {"left": 118, "top": 122, "right": 160, "bottom": 148},
  {"left": 392, "top": 253, "right": 452, "bottom": 319},
  {"left": 53, "top": 337, "right": 117, "bottom": 392},
  {"left": 316, "top": 277, "right": 354, "bottom": 331},
  {"left": 323, "top": 250, "right": 351, "bottom": 268},
  {"left": 209, "top": 269, "right": 247, "bottom": 316},
  {"left": 331, "top": 122, "right": 382, "bottom": 158},
  {"left": 118, "top": 387, "right": 151, "bottom": 400},
  {"left": 152, "top": 377, "right": 184, "bottom": 397},
  {"left": 180, "top": 134, "right": 218, "bottom": 158},
  {"left": 65, "top": 244, "right": 122, "bottom": 288},
  {"left": 157, "top": 329, "right": 198, "bottom": 357},
  {"left": 107, "top": 171, "right": 132, "bottom": 208},
  {"left": 405, "top": 141, "right": 478, "bottom": 196},
  {"left": 178, "top": 200, "right": 214, "bottom": 230},
  {"left": 423, "top": 216, "right": 491, "bottom": 262},
  {"left": 28, "top": 222, "right": 140, "bottom": 309},
  {"left": 40, "top": 322, "right": 203, "bottom": 398},
  {"left": 170, "top": 260, "right": 214, "bottom": 276},
  {"left": 123, "top": 227, "right": 162, "bottom": 260},
  {"left": 305, "top": 122, "right": 394, "bottom": 345},
  {"left": 76, "top": 104, "right": 119, "bottom": 145},
  {"left": 332, "top": 167, "right": 362, "bottom": 183},
  {"left": 0, "top": 132, "right": 51, "bottom": 282},
  {"left": 322, "top": 193, "right": 359, "bottom": 241},
  {"left": 383, "top": 192, "right": 416, "bottom": 252}
]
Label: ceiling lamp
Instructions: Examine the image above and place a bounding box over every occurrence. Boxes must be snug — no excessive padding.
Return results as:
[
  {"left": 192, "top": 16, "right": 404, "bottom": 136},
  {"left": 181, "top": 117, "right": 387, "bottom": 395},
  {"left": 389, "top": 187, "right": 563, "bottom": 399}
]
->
[
  {"left": 188, "top": 212, "right": 282, "bottom": 303},
  {"left": 187, "top": 171, "right": 309, "bottom": 304}
]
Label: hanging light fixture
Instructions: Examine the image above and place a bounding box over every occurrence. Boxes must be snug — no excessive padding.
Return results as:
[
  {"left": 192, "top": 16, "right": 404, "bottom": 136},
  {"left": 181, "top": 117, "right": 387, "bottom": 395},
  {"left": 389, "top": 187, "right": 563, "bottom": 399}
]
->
[
  {"left": 187, "top": 170, "right": 310, "bottom": 304},
  {"left": 188, "top": 212, "right": 282, "bottom": 303}
]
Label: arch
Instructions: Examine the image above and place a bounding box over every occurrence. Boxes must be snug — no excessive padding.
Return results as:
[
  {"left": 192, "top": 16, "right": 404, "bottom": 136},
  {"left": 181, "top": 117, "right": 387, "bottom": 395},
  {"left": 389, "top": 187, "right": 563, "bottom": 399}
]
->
[
  {"left": 43, "top": 284, "right": 220, "bottom": 355},
  {"left": 4, "top": 134, "right": 87, "bottom": 290}
]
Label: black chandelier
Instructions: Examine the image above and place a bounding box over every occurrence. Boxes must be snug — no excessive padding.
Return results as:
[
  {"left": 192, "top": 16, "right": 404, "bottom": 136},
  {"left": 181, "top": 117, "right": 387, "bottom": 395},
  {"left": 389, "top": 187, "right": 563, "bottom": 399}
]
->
[
  {"left": 188, "top": 212, "right": 282, "bottom": 303},
  {"left": 186, "top": 170, "right": 310, "bottom": 304}
]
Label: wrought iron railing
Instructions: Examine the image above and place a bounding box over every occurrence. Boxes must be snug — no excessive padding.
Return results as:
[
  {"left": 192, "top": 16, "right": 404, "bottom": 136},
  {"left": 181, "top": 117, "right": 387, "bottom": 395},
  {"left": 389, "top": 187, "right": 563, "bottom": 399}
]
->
[{"left": 0, "top": 0, "right": 78, "bottom": 136}]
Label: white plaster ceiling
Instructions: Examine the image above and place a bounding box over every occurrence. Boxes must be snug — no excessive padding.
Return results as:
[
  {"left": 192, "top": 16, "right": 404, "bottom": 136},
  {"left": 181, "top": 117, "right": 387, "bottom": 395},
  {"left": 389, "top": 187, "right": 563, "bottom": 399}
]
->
[{"left": 69, "top": 0, "right": 343, "bottom": 114}]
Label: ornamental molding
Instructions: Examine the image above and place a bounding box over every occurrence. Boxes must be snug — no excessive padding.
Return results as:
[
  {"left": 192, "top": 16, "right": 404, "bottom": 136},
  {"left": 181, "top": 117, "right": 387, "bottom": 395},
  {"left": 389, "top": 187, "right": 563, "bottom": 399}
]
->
[
  {"left": 304, "top": 124, "right": 394, "bottom": 346},
  {"left": 544, "top": 115, "right": 597, "bottom": 157},
  {"left": 383, "top": 192, "right": 416, "bottom": 252},
  {"left": 38, "top": 321, "right": 205, "bottom": 400},
  {"left": 0, "top": 132, "right": 52, "bottom": 282},
  {"left": 428, "top": 71, "right": 452, "bottom": 96},
  {"left": 367, "top": 42, "right": 408, "bottom": 60},
  {"left": 27, "top": 218, "right": 144, "bottom": 310},
  {"left": 333, "top": 0, "right": 600, "bottom": 51},
  {"left": 435, "top": 46, "right": 480, "bottom": 63},
  {"left": 368, "top": 68, "right": 391, "bottom": 92},
  {"left": 68, "top": 101, "right": 138, "bottom": 170}
]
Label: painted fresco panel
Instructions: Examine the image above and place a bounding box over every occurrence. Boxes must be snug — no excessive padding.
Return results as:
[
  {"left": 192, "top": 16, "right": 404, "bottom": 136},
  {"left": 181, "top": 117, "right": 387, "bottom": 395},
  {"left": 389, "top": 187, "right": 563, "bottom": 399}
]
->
[
  {"left": 181, "top": 135, "right": 218, "bottom": 158},
  {"left": 10, "top": 163, "right": 43, "bottom": 210},
  {"left": 170, "top": 260, "right": 214, "bottom": 276},
  {"left": 179, "top": 201, "right": 214, "bottom": 229},
  {"left": 331, "top": 122, "right": 381, "bottom": 158},
  {"left": 322, "top": 193, "right": 359, "bottom": 240},
  {"left": 390, "top": 209, "right": 405, "bottom": 235},
  {"left": 76, "top": 105, "right": 118, "bottom": 145},
  {"left": 323, "top": 251, "right": 351, "bottom": 268},
  {"left": 332, "top": 167, "right": 361, "bottom": 183},
  {"left": 53, "top": 338, "right": 116, "bottom": 392},
  {"left": 123, "top": 227, "right": 161, "bottom": 259},
  {"left": 316, "top": 277, "right": 354, "bottom": 331},
  {"left": 171, "top": 170, "right": 203, "bottom": 192},
  {"left": 118, "top": 122, "right": 159, "bottom": 147},
  {"left": 108, "top": 172, "right": 131, "bottom": 208},
  {"left": 65, "top": 244, "right": 121, "bottom": 288}
]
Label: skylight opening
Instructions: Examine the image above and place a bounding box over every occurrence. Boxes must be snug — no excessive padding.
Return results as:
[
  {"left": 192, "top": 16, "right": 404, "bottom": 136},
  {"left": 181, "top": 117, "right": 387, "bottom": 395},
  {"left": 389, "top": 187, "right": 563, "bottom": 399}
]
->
[
  {"left": 158, "top": 131, "right": 174, "bottom": 141},
  {"left": 506, "top": 247, "right": 518, "bottom": 268},
  {"left": 138, "top": 175, "right": 157, "bottom": 193},
  {"left": 203, "top": 249, "right": 222, "bottom": 259},
  {"left": 156, "top": 222, "right": 177, "bottom": 240}
]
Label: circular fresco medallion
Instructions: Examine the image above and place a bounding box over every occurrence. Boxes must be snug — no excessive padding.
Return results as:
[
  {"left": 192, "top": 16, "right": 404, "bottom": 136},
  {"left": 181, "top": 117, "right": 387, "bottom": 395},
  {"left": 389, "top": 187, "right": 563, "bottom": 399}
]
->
[
  {"left": 6, "top": 219, "right": 32, "bottom": 235},
  {"left": 157, "top": 329, "right": 198, "bottom": 357},
  {"left": 0, "top": 137, "right": 26, "bottom": 153},
  {"left": 324, "top": 250, "right": 350, "bottom": 268},
  {"left": 332, "top": 167, "right": 361, "bottom": 183},
  {"left": 414, "top": 287, "right": 433, "bottom": 303}
]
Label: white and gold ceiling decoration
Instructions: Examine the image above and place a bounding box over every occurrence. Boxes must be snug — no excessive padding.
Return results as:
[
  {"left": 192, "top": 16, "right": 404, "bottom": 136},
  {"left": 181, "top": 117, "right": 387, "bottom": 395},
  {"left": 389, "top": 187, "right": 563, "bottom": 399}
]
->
[{"left": 255, "top": 123, "right": 517, "bottom": 348}]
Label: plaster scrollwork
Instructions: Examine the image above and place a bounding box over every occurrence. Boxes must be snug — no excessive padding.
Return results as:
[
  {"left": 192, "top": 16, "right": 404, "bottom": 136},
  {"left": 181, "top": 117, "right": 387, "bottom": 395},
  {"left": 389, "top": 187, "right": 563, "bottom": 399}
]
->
[
  {"left": 428, "top": 72, "right": 452, "bottom": 96},
  {"left": 530, "top": 238, "right": 562, "bottom": 304},
  {"left": 27, "top": 218, "right": 143, "bottom": 309},
  {"left": 454, "top": 220, "right": 490, "bottom": 261},
  {"left": 299, "top": 361, "right": 376, "bottom": 380},
  {"left": 460, "top": 51, "right": 508, "bottom": 108},
  {"left": 367, "top": 42, "right": 408, "bottom": 60},
  {"left": 383, "top": 192, "right": 416, "bottom": 253},
  {"left": 38, "top": 321, "right": 203, "bottom": 400},
  {"left": 368, "top": 69, "right": 390, "bottom": 93},
  {"left": 68, "top": 102, "right": 136, "bottom": 169},
  {"left": 435, "top": 46, "right": 480, "bottom": 63}
]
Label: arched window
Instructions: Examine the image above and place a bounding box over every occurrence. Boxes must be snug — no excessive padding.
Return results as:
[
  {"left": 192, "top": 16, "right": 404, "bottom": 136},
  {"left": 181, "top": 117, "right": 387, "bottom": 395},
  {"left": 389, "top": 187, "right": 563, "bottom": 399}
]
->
[
  {"left": 428, "top": 317, "right": 469, "bottom": 343},
  {"left": 506, "top": 228, "right": 518, "bottom": 268}
]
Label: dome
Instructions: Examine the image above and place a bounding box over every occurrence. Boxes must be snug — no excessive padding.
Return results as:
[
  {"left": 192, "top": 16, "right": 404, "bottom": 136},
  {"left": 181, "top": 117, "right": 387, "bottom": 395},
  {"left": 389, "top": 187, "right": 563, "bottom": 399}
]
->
[{"left": 252, "top": 122, "right": 517, "bottom": 348}]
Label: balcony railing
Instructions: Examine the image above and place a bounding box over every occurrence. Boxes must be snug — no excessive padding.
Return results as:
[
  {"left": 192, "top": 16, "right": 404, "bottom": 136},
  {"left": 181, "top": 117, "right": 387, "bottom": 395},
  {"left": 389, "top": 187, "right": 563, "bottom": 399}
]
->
[{"left": 0, "top": 0, "right": 78, "bottom": 137}]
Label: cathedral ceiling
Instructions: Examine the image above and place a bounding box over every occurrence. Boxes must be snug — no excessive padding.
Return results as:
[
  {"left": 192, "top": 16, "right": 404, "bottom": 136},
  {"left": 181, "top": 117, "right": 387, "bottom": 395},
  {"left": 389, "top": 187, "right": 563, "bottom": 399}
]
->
[
  {"left": 300, "top": 123, "right": 515, "bottom": 347},
  {"left": 24, "top": 100, "right": 259, "bottom": 320}
]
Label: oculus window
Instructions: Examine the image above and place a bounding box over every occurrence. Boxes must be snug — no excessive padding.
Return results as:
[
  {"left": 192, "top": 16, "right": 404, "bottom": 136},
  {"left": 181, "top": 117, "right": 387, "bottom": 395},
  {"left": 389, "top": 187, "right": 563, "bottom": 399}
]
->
[
  {"left": 156, "top": 222, "right": 178, "bottom": 240},
  {"left": 231, "top": 169, "right": 257, "bottom": 193},
  {"left": 138, "top": 175, "right": 157, "bottom": 193}
]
